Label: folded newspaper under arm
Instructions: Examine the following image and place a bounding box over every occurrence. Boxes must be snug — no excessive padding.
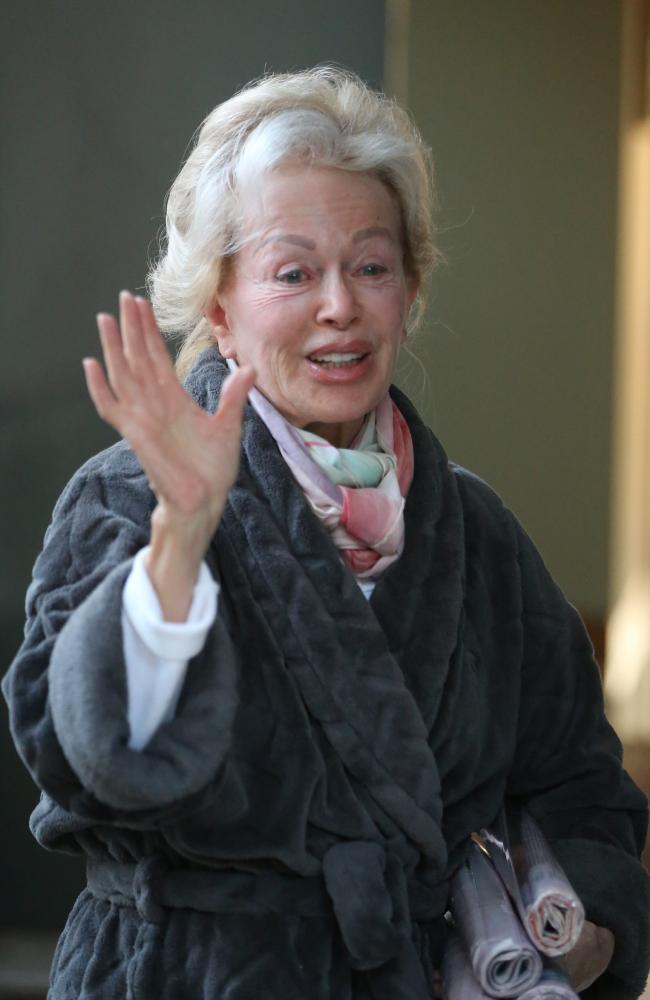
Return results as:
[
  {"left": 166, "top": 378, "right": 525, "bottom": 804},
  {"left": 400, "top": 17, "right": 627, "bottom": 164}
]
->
[
  {"left": 479, "top": 804, "right": 585, "bottom": 957},
  {"left": 443, "top": 805, "right": 585, "bottom": 998},
  {"left": 441, "top": 929, "right": 578, "bottom": 1000}
]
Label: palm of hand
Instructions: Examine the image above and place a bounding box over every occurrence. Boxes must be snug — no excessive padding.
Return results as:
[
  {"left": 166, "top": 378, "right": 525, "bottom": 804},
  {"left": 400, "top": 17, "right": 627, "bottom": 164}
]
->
[{"left": 83, "top": 291, "right": 254, "bottom": 529}]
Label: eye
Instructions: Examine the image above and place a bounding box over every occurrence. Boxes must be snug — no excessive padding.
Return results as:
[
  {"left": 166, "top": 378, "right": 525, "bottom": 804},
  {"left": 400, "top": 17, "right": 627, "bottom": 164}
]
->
[
  {"left": 277, "top": 268, "right": 306, "bottom": 284},
  {"left": 359, "top": 263, "right": 388, "bottom": 277}
]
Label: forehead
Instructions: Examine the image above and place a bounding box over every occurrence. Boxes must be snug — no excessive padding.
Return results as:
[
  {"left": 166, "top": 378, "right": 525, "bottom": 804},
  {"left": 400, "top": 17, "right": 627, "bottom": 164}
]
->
[{"left": 238, "top": 165, "right": 403, "bottom": 245}]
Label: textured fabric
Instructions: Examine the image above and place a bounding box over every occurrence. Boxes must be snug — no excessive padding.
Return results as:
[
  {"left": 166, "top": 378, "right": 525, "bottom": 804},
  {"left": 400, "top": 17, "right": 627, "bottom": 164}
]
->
[{"left": 3, "top": 347, "right": 649, "bottom": 999}]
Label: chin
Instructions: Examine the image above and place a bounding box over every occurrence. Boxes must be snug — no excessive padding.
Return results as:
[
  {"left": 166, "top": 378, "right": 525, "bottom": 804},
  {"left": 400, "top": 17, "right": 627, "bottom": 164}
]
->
[
  {"left": 302, "top": 402, "right": 372, "bottom": 426},
  {"left": 316, "top": 383, "right": 385, "bottom": 412}
]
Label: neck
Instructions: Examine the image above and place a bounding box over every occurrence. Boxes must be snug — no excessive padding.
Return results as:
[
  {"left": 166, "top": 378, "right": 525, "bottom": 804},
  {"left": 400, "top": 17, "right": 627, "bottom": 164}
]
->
[{"left": 303, "top": 417, "right": 366, "bottom": 448}]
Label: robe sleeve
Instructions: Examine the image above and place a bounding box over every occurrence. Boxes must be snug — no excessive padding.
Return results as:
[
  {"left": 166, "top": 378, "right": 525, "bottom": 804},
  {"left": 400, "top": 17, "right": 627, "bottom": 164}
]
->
[
  {"left": 2, "top": 447, "right": 241, "bottom": 824},
  {"left": 508, "top": 521, "right": 650, "bottom": 1000}
]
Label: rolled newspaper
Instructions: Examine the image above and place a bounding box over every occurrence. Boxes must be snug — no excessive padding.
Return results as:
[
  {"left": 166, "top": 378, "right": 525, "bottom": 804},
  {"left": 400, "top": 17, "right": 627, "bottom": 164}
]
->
[
  {"left": 441, "top": 928, "right": 493, "bottom": 999},
  {"left": 441, "top": 931, "right": 578, "bottom": 1000},
  {"left": 448, "top": 840, "right": 542, "bottom": 996},
  {"left": 480, "top": 805, "right": 585, "bottom": 956}
]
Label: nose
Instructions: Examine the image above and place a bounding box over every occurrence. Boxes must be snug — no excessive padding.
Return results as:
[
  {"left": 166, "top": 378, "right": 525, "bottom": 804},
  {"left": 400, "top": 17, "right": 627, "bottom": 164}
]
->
[{"left": 315, "top": 271, "right": 359, "bottom": 329}]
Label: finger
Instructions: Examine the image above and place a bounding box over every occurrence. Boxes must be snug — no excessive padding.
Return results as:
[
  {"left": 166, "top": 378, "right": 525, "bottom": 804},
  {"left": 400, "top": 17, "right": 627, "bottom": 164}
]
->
[
  {"left": 213, "top": 365, "right": 256, "bottom": 429},
  {"left": 119, "top": 290, "right": 150, "bottom": 375},
  {"left": 134, "top": 296, "right": 175, "bottom": 384},
  {"left": 96, "top": 312, "right": 135, "bottom": 397},
  {"left": 82, "top": 357, "right": 119, "bottom": 425}
]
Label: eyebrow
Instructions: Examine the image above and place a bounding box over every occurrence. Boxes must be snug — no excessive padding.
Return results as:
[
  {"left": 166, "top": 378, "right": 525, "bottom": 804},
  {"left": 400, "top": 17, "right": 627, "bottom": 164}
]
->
[
  {"left": 352, "top": 226, "right": 396, "bottom": 244},
  {"left": 256, "top": 234, "right": 315, "bottom": 253},
  {"left": 256, "top": 226, "right": 396, "bottom": 253}
]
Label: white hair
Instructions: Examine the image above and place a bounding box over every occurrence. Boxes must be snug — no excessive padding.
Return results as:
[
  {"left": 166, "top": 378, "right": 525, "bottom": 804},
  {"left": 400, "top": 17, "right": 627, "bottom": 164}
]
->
[{"left": 146, "top": 66, "right": 441, "bottom": 380}]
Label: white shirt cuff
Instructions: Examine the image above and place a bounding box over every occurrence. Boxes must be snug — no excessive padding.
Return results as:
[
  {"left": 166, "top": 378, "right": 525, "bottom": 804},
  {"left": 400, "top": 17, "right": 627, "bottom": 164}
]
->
[
  {"left": 122, "top": 547, "right": 218, "bottom": 750},
  {"left": 123, "top": 547, "right": 218, "bottom": 658}
]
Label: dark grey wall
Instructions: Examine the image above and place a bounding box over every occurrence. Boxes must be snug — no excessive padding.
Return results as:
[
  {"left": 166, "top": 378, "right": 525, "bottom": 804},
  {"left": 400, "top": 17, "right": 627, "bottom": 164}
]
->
[{"left": 1, "top": 0, "right": 385, "bottom": 930}]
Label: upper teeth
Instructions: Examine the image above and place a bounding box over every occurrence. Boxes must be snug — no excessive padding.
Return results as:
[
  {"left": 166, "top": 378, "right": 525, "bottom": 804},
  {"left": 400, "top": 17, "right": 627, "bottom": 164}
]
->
[{"left": 311, "top": 352, "right": 365, "bottom": 362}]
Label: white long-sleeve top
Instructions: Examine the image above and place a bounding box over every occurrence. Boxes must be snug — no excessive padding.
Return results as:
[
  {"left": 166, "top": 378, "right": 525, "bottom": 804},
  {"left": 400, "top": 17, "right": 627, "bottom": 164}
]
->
[{"left": 123, "top": 547, "right": 375, "bottom": 750}]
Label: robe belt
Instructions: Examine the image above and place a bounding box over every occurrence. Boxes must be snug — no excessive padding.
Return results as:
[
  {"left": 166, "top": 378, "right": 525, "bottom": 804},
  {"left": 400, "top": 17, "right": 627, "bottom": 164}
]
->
[{"left": 87, "top": 843, "right": 446, "bottom": 998}]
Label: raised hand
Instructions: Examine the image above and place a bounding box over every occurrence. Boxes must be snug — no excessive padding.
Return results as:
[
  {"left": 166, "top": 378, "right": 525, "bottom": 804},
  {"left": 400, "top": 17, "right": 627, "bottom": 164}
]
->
[{"left": 83, "top": 290, "right": 255, "bottom": 619}]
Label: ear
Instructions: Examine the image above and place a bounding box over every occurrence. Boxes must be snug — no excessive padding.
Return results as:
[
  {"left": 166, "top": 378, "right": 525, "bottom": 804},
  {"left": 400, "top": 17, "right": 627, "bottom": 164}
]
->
[
  {"left": 406, "top": 275, "right": 419, "bottom": 310},
  {"left": 205, "top": 301, "right": 237, "bottom": 360},
  {"left": 401, "top": 278, "right": 420, "bottom": 342}
]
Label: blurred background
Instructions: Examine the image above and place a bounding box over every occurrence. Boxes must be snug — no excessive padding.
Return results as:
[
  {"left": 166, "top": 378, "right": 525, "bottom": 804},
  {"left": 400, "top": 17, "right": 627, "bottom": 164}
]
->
[{"left": 1, "top": 0, "right": 648, "bottom": 995}]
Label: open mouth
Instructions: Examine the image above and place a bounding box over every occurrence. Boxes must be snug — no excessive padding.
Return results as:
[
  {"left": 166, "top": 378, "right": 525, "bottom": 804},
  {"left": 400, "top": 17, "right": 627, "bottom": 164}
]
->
[{"left": 308, "top": 351, "right": 369, "bottom": 368}]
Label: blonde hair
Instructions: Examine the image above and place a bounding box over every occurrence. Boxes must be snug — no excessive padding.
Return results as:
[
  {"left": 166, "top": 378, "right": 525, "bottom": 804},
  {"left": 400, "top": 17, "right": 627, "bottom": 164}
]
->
[{"left": 147, "top": 66, "right": 440, "bottom": 381}]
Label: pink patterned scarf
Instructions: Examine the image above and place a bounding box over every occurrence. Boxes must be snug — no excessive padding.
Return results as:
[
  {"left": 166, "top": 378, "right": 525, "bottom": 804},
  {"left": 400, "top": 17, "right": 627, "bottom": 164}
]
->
[{"left": 229, "top": 361, "right": 414, "bottom": 579}]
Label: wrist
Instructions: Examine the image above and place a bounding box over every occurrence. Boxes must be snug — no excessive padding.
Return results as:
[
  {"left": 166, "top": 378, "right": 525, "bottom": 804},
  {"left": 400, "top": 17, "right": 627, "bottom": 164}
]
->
[
  {"left": 147, "top": 510, "right": 211, "bottom": 621},
  {"left": 150, "top": 501, "right": 216, "bottom": 563}
]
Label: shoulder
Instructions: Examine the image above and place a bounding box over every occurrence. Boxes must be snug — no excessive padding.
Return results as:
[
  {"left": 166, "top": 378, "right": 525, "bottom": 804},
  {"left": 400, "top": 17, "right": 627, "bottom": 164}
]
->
[
  {"left": 31, "top": 440, "right": 154, "bottom": 597},
  {"left": 449, "top": 462, "right": 571, "bottom": 620},
  {"left": 183, "top": 346, "right": 227, "bottom": 414},
  {"left": 448, "top": 461, "right": 518, "bottom": 544},
  {"left": 450, "top": 462, "right": 508, "bottom": 514},
  {"left": 50, "top": 438, "right": 152, "bottom": 527},
  {"left": 447, "top": 460, "right": 565, "bottom": 608}
]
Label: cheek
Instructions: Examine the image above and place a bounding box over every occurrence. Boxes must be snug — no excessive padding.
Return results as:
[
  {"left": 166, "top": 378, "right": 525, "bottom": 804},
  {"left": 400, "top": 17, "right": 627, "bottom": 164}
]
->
[
  {"left": 241, "top": 288, "right": 310, "bottom": 344},
  {"left": 244, "top": 279, "right": 311, "bottom": 310},
  {"left": 374, "top": 289, "right": 410, "bottom": 337},
  {"left": 228, "top": 294, "right": 301, "bottom": 360},
  {"left": 242, "top": 321, "right": 306, "bottom": 382},
  {"left": 367, "top": 279, "right": 409, "bottom": 310}
]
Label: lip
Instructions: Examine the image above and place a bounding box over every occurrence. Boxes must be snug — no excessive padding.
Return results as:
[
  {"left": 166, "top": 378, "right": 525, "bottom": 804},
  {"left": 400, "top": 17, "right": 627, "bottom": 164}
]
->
[
  {"left": 305, "top": 352, "right": 372, "bottom": 384},
  {"left": 306, "top": 340, "right": 372, "bottom": 360}
]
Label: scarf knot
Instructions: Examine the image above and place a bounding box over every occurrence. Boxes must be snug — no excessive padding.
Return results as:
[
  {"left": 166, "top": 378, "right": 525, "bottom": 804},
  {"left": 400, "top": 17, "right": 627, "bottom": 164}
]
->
[{"left": 231, "top": 360, "right": 414, "bottom": 579}]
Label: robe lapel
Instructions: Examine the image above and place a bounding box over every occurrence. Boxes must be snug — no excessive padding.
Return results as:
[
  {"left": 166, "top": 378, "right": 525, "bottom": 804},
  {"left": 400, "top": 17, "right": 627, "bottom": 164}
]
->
[
  {"left": 187, "top": 351, "right": 463, "bottom": 875},
  {"left": 370, "top": 387, "right": 466, "bottom": 732}
]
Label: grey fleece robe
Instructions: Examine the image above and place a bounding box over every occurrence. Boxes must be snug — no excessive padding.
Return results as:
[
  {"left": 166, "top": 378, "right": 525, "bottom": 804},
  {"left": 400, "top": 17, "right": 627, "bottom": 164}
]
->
[{"left": 4, "top": 349, "right": 649, "bottom": 999}]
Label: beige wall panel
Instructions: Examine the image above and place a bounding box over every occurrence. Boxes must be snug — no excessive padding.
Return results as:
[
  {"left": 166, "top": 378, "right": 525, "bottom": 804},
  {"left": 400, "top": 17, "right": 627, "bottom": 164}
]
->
[{"left": 402, "top": 0, "right": 621, "bottom": 616}]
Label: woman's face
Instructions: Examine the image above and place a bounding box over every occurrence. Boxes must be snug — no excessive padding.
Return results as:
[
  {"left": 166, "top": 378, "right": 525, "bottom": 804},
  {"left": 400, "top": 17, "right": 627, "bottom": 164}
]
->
[{"left": 209, "top": 165, "right": 417, "bottom": 447}]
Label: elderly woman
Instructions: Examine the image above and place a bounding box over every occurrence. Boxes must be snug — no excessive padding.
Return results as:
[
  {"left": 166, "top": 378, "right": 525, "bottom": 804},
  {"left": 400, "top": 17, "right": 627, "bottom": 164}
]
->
[{"left": 3, "top": 68, "right": 649, "bottom": 999}]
